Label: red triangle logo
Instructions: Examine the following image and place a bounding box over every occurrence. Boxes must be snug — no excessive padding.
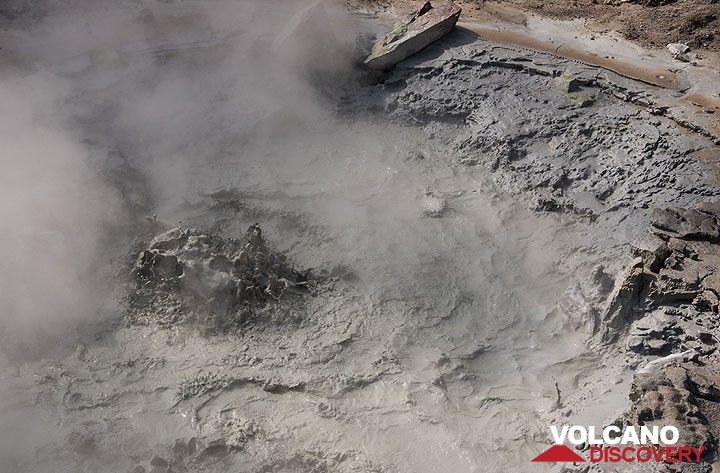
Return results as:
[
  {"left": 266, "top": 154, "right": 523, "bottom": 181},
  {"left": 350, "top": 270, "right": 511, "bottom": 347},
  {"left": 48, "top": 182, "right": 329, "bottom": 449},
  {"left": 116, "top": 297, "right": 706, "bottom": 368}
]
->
[{"left": 531, "top": 445, "right": 587, "bottom": 463}]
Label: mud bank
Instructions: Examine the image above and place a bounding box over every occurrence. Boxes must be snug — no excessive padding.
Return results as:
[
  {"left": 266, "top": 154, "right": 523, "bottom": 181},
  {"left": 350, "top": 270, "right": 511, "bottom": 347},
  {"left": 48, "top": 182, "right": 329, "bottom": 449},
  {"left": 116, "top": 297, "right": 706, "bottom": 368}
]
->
[
  {"left": 350, "top": 19, "right": 720, "bottom": 471},
  {"left": 1, "top": 2, "right": 720, "bottom": 473}
]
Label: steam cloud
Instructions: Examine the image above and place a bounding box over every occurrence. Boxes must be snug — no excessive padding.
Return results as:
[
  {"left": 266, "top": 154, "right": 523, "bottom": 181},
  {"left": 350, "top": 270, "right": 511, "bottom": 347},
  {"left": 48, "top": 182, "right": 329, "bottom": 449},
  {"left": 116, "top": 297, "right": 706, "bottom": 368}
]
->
[
  {"left": 0, "top": 0, "right": 362, "bottom": 359},
  {"left": 0, "top": 74, "right": 123, "bottom": 358}
]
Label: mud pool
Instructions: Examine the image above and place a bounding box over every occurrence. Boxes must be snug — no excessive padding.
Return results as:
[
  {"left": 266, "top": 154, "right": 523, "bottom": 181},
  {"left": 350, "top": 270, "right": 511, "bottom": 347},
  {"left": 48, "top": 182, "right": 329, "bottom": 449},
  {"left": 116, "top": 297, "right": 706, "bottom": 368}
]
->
[{"left": 1, "top": 1, "right": 719, "bottom": 473}]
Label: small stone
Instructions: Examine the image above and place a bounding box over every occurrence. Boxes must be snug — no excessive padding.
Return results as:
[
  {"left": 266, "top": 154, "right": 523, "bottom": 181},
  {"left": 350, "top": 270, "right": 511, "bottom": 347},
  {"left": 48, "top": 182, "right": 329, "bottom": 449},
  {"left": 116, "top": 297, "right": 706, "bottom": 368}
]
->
[
  {"left": 630, "top": 234, "right": 670, "bottom": 272},
  {"left": 550, "top": 74, "right": 581, "bottom": 94},
  {"left": 667, "top": 43, "right": 690, "bottom": 62},
  {"left": 420, "top": 192, "right": 446, "bottom": 217}
]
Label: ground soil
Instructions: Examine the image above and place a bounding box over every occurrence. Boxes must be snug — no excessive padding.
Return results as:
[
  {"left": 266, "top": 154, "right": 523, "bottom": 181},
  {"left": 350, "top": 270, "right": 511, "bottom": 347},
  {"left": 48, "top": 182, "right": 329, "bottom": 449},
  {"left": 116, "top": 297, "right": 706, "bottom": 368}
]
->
[
  {"left": 492, "top": 0, "right": 720, "bottom": 51},
  {"left": 350, "top": 0, "right": 720, "bottom": 51}
]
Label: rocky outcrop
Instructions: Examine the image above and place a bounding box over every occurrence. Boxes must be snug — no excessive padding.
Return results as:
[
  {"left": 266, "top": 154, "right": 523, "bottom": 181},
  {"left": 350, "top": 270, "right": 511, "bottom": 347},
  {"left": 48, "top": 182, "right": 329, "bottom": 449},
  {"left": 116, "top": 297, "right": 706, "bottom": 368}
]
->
[
  {"left": 364, "top": 1, "right": 461, "bottom": 70},
  {"left": 600, "top": 204, "right": 720, "bottom": 462},
  {"left": 599, "top": 258, "right": 647, "bottom": 343},
  {"left": 598, "top": 205, "right": 720, "bottom": 349}
]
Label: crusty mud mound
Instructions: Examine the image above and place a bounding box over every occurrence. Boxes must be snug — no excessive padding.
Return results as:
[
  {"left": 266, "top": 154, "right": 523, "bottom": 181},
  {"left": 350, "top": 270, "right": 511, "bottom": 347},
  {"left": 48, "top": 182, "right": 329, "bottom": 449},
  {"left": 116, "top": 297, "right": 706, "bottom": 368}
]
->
[
  {"left": 627, "top": 365, "right": 717, "bottom": 457},
  {"left": 128, "top": 225, "right": 311, "bottom": 331}
]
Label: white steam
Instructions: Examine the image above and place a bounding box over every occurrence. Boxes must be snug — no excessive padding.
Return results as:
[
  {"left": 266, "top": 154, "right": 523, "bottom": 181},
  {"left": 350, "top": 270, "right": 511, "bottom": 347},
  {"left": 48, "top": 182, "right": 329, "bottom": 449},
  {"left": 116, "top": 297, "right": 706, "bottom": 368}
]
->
[
  {"left": 0, "top": 74, "right": 123, "bottom": 358},
  {"left": 0, "top": 0, "right": 362, "bottom": 358}
]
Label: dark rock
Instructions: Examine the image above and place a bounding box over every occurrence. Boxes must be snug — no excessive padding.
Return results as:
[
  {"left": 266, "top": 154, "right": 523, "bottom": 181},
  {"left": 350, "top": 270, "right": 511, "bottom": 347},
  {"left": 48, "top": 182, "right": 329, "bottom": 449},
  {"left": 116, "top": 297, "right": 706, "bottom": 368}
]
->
[
  {"left": 627, "top": 313, "right": 683, "bottom": 356},
  {"left": 593, "top": 265, "right": 615, "bottom": 295},
  {"left": 208, "top": 255, "right": 233, "bottom": 273},
  {"left": 694, "top": 290, "right": 719, "bottom": 313},
  {"left": 686, "top": 367, "right": 720, "bottom": 402},
  {"left": 134, "top": 250, "right": 184, "bottom": 281},
  {"left": 631, "top": 234, "right": 670, "bottom": 273},
  {"left": 650, "top": 207, "right": 720, "bottom": 241},
  {"left": 150, "top": 456, "right": 168, "bottom": 468}
]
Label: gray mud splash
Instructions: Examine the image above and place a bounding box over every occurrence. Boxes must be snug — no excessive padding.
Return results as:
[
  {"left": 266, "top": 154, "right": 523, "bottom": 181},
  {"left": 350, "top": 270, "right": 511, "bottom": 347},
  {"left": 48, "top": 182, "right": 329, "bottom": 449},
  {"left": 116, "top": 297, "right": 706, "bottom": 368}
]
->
[{"left": 1, "top": 4, "right": 720, "bottom": 473}]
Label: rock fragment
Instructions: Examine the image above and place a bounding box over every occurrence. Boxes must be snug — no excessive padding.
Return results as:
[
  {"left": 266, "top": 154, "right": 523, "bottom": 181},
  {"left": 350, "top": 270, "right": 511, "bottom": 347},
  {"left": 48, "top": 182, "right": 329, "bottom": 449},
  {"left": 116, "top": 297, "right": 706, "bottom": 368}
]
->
[
  {"left": 630, "top": 234, "right": 670, "bottom": 272},
  {"left": 667, "top": 42, "right": 691, "bottom": 62},
  {"left": 549, "top": 74, "right": 595, "bottom": 107},
  {"left": 599, "top": 257, "right": 646, "bottom": 342},
  {"left": 549, "top": 74, "right": 581, "bottom": 94},
  {"left": 650, "top": 207, "right": 720, "bottom": 241},
  {"left": 420, "top": 191, "right": 446, "bottom": 217},
  {"left": 364, "top": 1, "right": 461, "bottom": 70}
]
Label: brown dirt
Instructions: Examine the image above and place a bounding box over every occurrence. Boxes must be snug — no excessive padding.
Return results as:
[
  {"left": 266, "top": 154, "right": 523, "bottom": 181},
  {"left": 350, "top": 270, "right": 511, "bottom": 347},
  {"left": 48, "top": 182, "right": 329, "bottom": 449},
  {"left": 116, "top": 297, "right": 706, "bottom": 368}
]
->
[
  {"left": 458, "top": 22, "right": 683, "bottom": 88},
  {"left": 349, "top": 0, "right": 720, "bottom": 52},
  {"left": 486, "top": 0, "right": 720, "bottom": 52}
]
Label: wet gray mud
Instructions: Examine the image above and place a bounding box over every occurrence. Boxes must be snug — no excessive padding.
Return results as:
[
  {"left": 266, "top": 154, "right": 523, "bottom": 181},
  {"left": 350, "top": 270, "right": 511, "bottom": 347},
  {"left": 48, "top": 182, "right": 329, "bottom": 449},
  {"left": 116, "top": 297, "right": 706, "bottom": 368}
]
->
[{"left": 2, "top": 2, "right": 720, "bottom": 473}]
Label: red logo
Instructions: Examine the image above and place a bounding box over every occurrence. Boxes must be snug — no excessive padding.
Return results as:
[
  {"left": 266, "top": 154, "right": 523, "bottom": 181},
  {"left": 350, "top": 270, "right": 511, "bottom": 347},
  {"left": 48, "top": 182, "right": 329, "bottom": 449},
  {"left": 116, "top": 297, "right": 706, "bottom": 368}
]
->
[{"left": 531, "top": 445, "right": 586, "bottom": 463}]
